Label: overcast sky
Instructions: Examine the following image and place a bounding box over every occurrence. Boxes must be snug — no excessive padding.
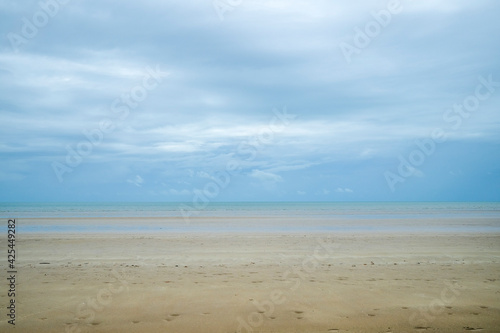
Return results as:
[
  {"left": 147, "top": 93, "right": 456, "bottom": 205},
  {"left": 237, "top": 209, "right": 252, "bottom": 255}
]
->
[{"left": 1, "top": 0, "right": 499, "bottom": 202}]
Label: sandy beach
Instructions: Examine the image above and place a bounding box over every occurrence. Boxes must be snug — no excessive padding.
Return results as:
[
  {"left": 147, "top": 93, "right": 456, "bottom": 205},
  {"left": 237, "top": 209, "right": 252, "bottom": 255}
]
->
[{"left": 2, "top": 217, "right": 500, "bottom": 332}]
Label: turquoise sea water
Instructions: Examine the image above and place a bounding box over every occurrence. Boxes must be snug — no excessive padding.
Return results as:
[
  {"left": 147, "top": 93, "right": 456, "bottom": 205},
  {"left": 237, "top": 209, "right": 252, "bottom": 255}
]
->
[
  {"left": 1, "top": 202, "right": 499, "bottom": 233},
  {"left": 1, "top": 201, "right": 500, "bottom": 219}
]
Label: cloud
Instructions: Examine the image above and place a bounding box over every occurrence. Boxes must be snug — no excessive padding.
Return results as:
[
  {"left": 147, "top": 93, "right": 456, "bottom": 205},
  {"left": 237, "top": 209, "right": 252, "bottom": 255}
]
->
[
  {"left": 197, "top": 171, "right": 212, "bottom": 179},
  {"left": 127, "top": 175, "right": 143, "bottom": 187},
  {"left": 408, "top": 167, "right": 424, "bottom": 178},
  {"left": 336, "top": 187, "right": 354, "bottom": 193},
  {"left": 0, "top": 0, "right": 499, "bottom": 201},
  {"left": 249, "top": 170, "right": 283, "bottom": 183},
  {"left": 169, "top": 189, "right": 191, "bottom": 196}
]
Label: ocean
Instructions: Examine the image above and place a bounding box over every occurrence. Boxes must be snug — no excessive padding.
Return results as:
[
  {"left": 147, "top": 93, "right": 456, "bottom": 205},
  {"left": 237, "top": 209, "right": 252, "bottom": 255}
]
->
[
  {"left": 1, "top": 201, "right": 500, "bottom": 219},
  {"left": 2, "top": 202, "right": 500, "bottom": 233}
]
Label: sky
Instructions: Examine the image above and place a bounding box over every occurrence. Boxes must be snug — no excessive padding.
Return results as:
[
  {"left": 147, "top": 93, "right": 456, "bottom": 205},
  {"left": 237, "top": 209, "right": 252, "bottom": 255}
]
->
[{"left": 0, "top": 0, "right": 499, "bottom": 202}]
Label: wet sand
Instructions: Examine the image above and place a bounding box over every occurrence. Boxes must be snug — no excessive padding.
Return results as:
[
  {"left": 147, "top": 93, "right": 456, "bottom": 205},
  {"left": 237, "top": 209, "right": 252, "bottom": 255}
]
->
[{"left": 2, "top": 217, "right": 500, "bottom": 332}]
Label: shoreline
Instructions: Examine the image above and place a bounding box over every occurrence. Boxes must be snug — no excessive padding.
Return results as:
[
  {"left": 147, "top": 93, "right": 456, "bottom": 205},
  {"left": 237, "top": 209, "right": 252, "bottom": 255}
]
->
[{"left": 13, "top": 216, "right": 500, "bottom": 234}]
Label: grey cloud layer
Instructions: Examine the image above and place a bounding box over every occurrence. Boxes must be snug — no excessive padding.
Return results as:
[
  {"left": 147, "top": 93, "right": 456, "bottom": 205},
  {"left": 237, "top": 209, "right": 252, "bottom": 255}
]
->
[{"left": 1, "top": 0, "right": 499, "bottom": 201}]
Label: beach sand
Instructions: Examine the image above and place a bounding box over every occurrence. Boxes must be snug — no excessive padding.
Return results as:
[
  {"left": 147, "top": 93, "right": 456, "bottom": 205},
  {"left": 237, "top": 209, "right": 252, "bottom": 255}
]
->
[{"left": 2, "top": 217, "right": 500, "bottom": 332}]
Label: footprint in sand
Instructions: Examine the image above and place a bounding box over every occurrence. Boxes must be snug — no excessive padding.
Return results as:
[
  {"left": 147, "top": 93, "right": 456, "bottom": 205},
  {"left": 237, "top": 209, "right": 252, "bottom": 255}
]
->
[
  {"left": 293, "top": 310, "right": 304, "bottom": 319},
  {"left": 164, "top": 313, "right": 181, "bottom": 322}
]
